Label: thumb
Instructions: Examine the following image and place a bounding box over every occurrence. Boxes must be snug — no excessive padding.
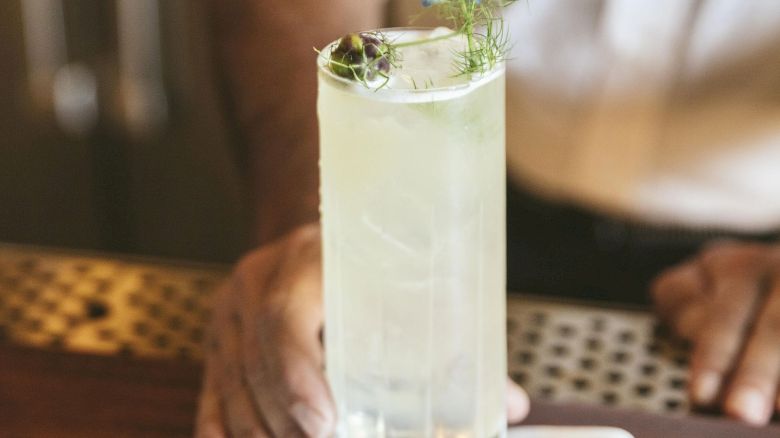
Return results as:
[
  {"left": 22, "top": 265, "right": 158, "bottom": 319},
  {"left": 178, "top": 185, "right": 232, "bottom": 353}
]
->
[{"left": 507, "top": 378, "right": 530, "bottom": 424}]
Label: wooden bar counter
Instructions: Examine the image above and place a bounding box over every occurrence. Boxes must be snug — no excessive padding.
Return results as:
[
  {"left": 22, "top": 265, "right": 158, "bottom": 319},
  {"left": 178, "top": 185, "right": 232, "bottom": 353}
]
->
[{"left": 2, "top": 344, "right": 780, "bottom": 438}]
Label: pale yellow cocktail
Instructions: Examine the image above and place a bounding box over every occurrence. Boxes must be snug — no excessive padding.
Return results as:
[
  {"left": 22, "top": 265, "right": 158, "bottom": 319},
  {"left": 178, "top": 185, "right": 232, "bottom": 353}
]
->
[{"left": 318, "top": 28, "right": 506, "bottom": 438}]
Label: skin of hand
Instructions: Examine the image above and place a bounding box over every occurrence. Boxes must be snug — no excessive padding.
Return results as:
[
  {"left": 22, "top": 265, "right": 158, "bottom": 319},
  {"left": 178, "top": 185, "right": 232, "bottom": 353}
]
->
[
  {"left": 196, "top": 223, "right": 530, "bottom": 437},
  {"left": 651, "top": 240, "right": 780, "bottom": 426}
]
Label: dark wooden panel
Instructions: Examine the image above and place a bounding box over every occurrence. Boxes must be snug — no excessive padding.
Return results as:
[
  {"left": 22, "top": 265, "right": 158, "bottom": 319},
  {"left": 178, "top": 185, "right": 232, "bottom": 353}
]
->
[
  {"left": 0, "top": 345, "right": 201, "bottom": 437},
  {"left": 0, "top": 1, "right": 101, "bottom": 250},
  {"left": 0, "top": 1, "right": 249, "bottom": 262}
]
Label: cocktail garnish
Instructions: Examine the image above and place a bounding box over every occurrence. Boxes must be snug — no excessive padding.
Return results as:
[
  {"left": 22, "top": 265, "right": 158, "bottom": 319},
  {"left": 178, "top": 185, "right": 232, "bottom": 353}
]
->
[
  {"left": 322, "top": 0, "right": 517, "bottom": 89},
  {"left": 327, "top": 33, "right": 394, "bottom": 86}
]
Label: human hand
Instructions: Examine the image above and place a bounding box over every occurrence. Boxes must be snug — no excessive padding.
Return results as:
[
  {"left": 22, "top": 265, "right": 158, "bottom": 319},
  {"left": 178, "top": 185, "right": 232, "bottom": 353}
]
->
[
  {"left": 196, "top": 224, "right": 334, "bottom": 437},
  {"left": 651, "top": 241, "right": 780, "bottom": 425},
  {"left": 196, "top": 224, "right": 529, "bottom": 437}
]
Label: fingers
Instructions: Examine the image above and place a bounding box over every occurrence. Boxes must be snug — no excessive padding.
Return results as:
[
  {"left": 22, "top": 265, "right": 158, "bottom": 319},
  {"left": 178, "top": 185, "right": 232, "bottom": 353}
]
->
[
  {"left": 674, "top": 305, "right": 707, "bottom": 341},
  {"left": 723, "top": 273, "right": 780, "bottom": 425},
  {"left": 196, "top": 226, "right": 330, "bottom": 438},
  {"left": 650, "top": 262, "right": 706, "bottom": 340},
  {"left": 214, "top": 306, "right": 270, "bottom": 437},
  {"left": 197, "top": 306, "right": 225, "bottom": 437},
  {"left": 689, "top": 248, "right": 765, "bottom": 407},
  {"left": 223, "top": 380, "right": 269, "bottom": 438},
  {"left": 195, "top": 370, "right": 227, "bottom": 438},
  {"left": 507, "top": 378, "right": 529, "bottom": 424},
  {"left": 241, "top": 230, "right": 335, "bottom": 437}
]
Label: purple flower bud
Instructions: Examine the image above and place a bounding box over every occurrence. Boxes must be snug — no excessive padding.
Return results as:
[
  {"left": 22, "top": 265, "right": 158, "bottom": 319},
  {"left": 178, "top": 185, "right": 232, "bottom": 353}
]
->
[
  {"left": 361, "top": 33, "right": 382, "bottom": 58},
  {"left": 329, "top": 32, "right": 392, "bottom": 81}
]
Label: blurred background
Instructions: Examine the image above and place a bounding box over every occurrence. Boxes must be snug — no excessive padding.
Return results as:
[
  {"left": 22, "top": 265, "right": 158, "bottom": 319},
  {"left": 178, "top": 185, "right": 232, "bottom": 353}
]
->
[{"left": 0, "top": 0, "right": 251, "bottom": 263}]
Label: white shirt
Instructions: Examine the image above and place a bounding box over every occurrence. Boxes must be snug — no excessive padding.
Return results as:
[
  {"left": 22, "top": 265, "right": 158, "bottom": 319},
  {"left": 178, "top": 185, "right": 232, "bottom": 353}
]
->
[{"left": 390, "top": 0, "right": 780, "bottom": 232}]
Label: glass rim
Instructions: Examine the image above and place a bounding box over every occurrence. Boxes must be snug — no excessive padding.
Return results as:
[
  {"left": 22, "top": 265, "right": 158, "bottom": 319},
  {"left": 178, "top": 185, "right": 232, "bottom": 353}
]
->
[{"left": 316, "top": 27, "right": 505, "bottom": 96}]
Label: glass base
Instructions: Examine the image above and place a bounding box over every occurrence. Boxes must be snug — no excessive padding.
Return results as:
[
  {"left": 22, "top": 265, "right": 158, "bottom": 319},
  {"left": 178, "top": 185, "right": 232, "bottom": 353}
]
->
[
  {"left": 335, "top": 432, "right": 505, "bottom": 438},
  {"left": 336, "top": 412, "right": 506, "bottom": 438}
]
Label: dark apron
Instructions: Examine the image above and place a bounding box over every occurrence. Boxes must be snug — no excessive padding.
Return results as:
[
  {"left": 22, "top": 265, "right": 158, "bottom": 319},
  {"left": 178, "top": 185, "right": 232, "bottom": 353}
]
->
[{"left": 506, "top": 183, "right": 779, "bottom": 305}]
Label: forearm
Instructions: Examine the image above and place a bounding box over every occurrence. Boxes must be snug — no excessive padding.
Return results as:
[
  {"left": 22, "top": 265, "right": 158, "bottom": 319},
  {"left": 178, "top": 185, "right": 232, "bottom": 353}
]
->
[{"left": 210, "top": 0, "right": 387, "bottom": 244}]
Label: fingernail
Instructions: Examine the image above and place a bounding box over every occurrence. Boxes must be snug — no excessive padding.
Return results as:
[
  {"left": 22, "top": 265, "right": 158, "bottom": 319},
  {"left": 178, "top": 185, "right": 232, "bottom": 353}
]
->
[
  {"left": 693, "top": 371, "right": 721, "bottom": 405},
  {"left": 506, "top": 386, "right": 530, "bottom": 422},
  {"left": 729, "top": 388, "right": 769, "bottom": 426},
  {"left": 290, "top": 402, "right": 333, "bottom": 438}
]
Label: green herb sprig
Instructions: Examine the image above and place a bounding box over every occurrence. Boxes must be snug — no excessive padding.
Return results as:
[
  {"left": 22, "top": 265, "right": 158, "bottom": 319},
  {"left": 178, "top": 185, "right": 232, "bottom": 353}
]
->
[{"left": 423, "top": 0, "right": 516, "bottom": 76}]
